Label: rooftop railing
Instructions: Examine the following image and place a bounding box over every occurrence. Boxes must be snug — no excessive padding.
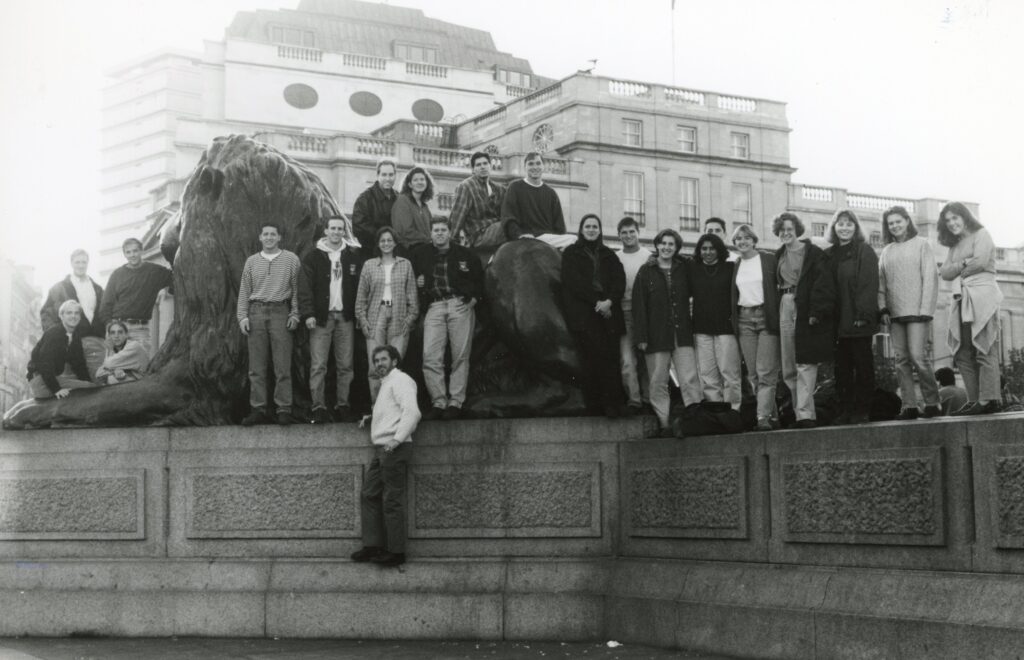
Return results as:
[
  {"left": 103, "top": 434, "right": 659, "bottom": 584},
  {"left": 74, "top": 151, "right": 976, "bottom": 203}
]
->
[
  {"left": 801, "top": 186, "right": 834, "bottom": 202},
  {"left": 341, "top": 52, "right": 386, "bottom": 71},
  {"left": 276, "top": 45, "right": 322, "bottom": 62},
  {"left": 848, "top": 194, "right": 916, "bottom": 214},
  {"left": 405, "top": 62, "right": 448, "bottom": 79}
]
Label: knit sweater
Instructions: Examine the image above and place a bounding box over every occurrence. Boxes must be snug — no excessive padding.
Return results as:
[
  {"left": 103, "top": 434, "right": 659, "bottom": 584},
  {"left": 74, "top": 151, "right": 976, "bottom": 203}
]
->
[
  {"left": 877, "top": 236, "right": 939, "bottom": 319},
  {"left": 689, "top": 259, "right": 735, "bottom": 336},
  {"left": 371, "top": 367, "right": 422, "bottom": 446}
]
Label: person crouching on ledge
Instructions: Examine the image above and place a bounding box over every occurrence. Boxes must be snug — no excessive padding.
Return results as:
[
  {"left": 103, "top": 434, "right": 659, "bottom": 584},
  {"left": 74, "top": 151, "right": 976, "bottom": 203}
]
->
[
  {"left": 94, "top": 320, "right": 149, "bottom": 385},
  {"left": 27, "top": 300, "right": 97, "bottom": 399}
]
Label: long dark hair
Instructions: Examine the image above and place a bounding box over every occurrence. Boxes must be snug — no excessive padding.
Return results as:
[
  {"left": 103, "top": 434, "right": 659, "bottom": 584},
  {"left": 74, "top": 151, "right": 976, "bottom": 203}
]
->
[
  {"left": 937, "top": 201, "right": 983, "bottom": 247},
  {"left": 577, "top": 213, "right": 604, "bottom": 244},
  {"left": 694, "top": 233, "right": 729, "bottom": 263},
  {"left": 400, "top": 166, "right": 435, "bottom": 203}
]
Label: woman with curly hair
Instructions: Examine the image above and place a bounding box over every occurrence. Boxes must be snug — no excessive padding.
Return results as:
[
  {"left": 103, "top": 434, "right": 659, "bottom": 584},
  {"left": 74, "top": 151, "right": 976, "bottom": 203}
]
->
[
  {"left": 391, "top": 165, "right": 436, "bottom": 252},
  {"left": 691, "top": 232, "right": 741, "bottom": 410},
  {"left": 878, "top": 205, "right": 941, "bottom": 419},
  {"left": 824, "top": 209, "right": 878, "bottom": 424},
  {"left": 938, "top": 202, "right": 1003, "bottom": 416},
  {"left": 773, "top": 212, "right": 836, "bottom": 429}
]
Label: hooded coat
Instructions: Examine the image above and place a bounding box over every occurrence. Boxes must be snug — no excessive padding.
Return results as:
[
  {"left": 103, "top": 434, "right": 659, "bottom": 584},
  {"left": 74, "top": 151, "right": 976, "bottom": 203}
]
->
[
  {"left": 298, "top": 238, "right": 362, "bottom": 325},
  {"left": 560, "top": 225, "right": 626, "bottom": 337},
  {"left": 825, "top": 240, "right": 879, "bottom": 338}
]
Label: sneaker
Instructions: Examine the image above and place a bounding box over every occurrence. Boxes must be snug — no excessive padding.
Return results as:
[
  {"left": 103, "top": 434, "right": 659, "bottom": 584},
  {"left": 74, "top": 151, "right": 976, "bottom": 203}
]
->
[
  {"left": 756, "top": 417, "right": 773, "bottom": 432},
  {"left": 371, "top": 551, "right": 406, "bottom": 567},
  {"left": 333, "top": 405, "right": 357, "bottom": 423},
  {"left": 896, "top": 408, "right": 920, "bottom": 421},
  {"left": 422, "top": 406, "right": 445, "bottom": 421},
  {"left": 951, "top": 401, "right": 980, "bottom": 416},
  {"left": 978, "top": 400, "right": 1002, "bottom": 415},
  {"left": 443, "top": 406, "right": 463, "bottom": 421},
  {"left": 350, "top": 546, "right": 382, "bottom": 562},
  {"left": 277, "top": 411, "right": 293, "bottom": 426},
  {"left": 241, "top": 409, "right": 267, "bottom": 426},
  {"left": 311, "top": 408, "right": 332, "bottom": 424},
  {"left": 792, "top": 419, "right": 817, "bottom": 429},
  {"left": 922, "top": 405, "right": 942, "bottom": 418}
]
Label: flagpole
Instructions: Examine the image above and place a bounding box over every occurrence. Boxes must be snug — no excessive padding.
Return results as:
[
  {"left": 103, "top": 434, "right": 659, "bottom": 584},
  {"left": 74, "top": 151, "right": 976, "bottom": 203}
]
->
[{"left": 670, "top": 0, "right": 677, "bottom": 85}]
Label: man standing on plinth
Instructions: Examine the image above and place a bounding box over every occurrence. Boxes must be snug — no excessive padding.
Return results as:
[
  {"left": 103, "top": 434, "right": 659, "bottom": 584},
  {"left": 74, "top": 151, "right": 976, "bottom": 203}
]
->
[
  {"left": 97, "top": 238, "right": 173, "bottom": 355},
  {"left": 450, "top": 151, "right": 506, "bottom": 248},
  {"left": 41, "top": 249, "right": 104, "bottom": 337},
  {"left": 352, "top": 158, "right": 398, "bottom": 250},
  {"left": 351, "top": 344, "right": 421, "bottom": 568}
]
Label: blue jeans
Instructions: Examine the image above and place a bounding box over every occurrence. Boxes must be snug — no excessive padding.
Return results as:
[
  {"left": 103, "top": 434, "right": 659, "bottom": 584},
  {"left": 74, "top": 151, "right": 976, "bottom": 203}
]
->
[
  {"left": 247, "top": 302, "right": 293, "bottom": 413},
  {"left": 309, "top": 311, "right": 354, "bottom": 410}
]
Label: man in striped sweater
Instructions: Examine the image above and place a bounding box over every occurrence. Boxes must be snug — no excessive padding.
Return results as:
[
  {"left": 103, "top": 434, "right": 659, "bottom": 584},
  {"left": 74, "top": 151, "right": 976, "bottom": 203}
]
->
[{"left": 237, "top": 223, "right": 301, "bottom": 426}]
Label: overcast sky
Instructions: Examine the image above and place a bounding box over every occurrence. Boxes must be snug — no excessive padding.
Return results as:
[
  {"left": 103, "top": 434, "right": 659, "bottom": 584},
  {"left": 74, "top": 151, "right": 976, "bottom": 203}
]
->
[{"left": 1, "top": 0, "right": 1021, "bottom": 287}]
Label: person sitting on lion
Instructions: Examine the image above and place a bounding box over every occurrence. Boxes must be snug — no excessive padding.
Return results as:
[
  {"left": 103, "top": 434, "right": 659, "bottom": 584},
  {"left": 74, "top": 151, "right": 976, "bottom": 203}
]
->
[
  {"left": 26, "top": 300, "right": 98, "bottom": 400},
  {"left": 94, "top": 320, "right": 149, "bottom": 385}
]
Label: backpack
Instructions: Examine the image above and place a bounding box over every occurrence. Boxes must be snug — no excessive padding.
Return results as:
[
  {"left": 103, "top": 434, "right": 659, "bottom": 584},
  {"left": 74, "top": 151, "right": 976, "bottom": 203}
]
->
[{"left": 670, "top": 401, "right": 746, "bottom": 438}]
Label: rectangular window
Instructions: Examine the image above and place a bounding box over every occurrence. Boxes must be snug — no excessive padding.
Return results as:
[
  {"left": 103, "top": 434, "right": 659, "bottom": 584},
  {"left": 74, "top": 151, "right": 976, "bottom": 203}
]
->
[
  {"left": 730, "top": 132, "right": 750, "bottom": 159},
  {"left": 622, "top": 119, "right": 642, "bottom": 147},
  {"left": 996, "top": 248, "right": 1007, "bottom": 261},
  {"left": 812, "top": 222, "right": 827, "bottom": 238},
  {"left": 624, "top": 172, "right": 645, "bottom": 226},
  {"left": 679, "top": 177, "right": 699, "bottom": 231},
  {"left": 731, "top": 183, "right": 751, "bottom": 226},
  {"left": 270, "top": 26, "right": 315, "bottom": 47},
  {"left": 394, "top": 42, "right": 438, "bottom": 63},
  {"left": 677, "top": 125, "right": 697, "bottom": 153},
  {"left": 870, "top": 231, "right": 883, "bottom": 248}
]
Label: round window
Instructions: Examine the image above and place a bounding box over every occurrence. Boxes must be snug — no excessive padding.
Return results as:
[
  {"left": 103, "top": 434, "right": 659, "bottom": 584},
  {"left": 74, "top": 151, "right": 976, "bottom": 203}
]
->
[
  {"left": 349, "top": 91, "right": 383, "bottom": 117},
  {"left": 283, "top": 83, "right": 319, "bottom": 110},
  {"left": 412, "top": 98, "right": 444, "bottom": 122}
]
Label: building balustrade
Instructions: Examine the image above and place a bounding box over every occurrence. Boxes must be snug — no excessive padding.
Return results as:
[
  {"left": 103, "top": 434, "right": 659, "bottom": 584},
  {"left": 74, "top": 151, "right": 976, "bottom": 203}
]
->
[
  {"left": 801, "top": 186, "right": 834, "bottom": 202},
  {"left": 355, "top": 137, "right": 397, "bottom": 157},
  {"left": 716, "top": 94, "right": 757, "bottom": 112},
  {"left": 405, "top": 62, "right": 448, "bottom": 79},
  {"left": 664, "top": 87, "right": 705, "bottom": 105},
  {"left": 608, "top": 79, "right": 651, "bottom": 98},
  {"left": 505, "top": 84, "right": 531, "bottom": 98},
  {"left": 472, "top": 106, "right": 506, "bottom": 126},
  {"left": 276, "top": 45, "right": 322, "bottom": 63},
  {"left": 412, "top": 122, "right": 447, "bottom": 143},
  {"left": 848, "top": 194, "right": 916, "bottom": 214},
  {"left": 341, "top": 52, "right": 386, "bottom": 71},
  {"left": 436, "top": 192, "right": 455, "bottom": 211},
  {"left": 413, "top": 146, "right": 471, "bottom": 169},
  {"left": 286, "top": 134, "right": 329, "bottom": 153},
  {"left": 523, "top": 83, "right": 562, "bottom": 107}
]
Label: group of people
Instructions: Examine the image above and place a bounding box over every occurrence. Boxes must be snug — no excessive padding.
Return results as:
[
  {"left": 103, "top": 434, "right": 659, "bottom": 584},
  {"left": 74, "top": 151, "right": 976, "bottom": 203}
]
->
[
  {"left": 568, "top": 202, "right": 1003, "bottom": 437},
  {"left": 27, "top": 240, "right": 170, "bottom": 400}
]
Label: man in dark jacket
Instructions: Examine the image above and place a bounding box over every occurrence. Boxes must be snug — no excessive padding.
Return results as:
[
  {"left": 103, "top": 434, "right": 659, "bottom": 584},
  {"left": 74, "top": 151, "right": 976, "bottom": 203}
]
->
[
  {"left": 97, "top": 238, "right": 173, "bottom": 356},
  {"left": 40, "top": 249, "right": 104, "bottom": 336},
  {"left": 27, "top": 300, "right": 97, "bottom": 399},
  {"left": 299, "top": 216, "right": 362, "bottom": 423},
  {"left": 352, "top": 159, "right": 398, "bottom": 250},
  {"left": 409, "top": 217, "right": 484, "bottom": 420}
]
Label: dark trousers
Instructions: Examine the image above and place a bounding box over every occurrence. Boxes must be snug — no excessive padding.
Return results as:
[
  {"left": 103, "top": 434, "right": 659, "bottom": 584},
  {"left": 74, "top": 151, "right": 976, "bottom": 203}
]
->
[
  {"left": 573, "top": 326, "right": 624, "bottom": 413},
  {"left": 360, "top": 443, "right": 410, "bottom": 553},
  {"left": 836, "top": 336, "right": 875, "bottom": 415}
]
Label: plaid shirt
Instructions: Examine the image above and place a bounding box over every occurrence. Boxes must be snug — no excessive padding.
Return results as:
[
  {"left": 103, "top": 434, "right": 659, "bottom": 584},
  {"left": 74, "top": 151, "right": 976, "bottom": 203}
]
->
[
  {"left": 449, "top": 175, "right": 506, "bottom": 246},
  {"left": 429, "top": 250, "right": 455, "bottom": 301}
]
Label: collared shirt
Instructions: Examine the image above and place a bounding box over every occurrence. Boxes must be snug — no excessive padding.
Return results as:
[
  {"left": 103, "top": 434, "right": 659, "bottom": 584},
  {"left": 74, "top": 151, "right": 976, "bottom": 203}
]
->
[
  {"left": 429, "top": 247, "right": 455, "bottom": 301},
  {"left": 236, "top": 249, "right": 301, "bottom": 321},
  {"left": 450, "top": 175, "right": 506, "bottom": 246},
  {"left": 70, "top": 275, "right": 97, "bottom": 322},
  {"left": 325, "top": 245, "right": 344, "bottom": 311}
]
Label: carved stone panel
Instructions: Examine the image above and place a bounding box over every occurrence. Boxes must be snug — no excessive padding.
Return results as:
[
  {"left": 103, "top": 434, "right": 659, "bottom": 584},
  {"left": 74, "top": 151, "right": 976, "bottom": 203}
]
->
[
  {"left": 993, "top": 455, "right": 1024, "bottom": 549},
  {"left": 408, "top": 463, "right": 601, "bottom": 538},
  {"left": 0, "top": 469, "right": 145, "bottom": 540},
  {"left": 625, "top": 456, "right": 748, "bottom": 540},
  {"left": 184, "top": 466, "right": 360, "bottom": 539},
  {"left": 776, "top": 447, "right": 945, "bottom": 546}
]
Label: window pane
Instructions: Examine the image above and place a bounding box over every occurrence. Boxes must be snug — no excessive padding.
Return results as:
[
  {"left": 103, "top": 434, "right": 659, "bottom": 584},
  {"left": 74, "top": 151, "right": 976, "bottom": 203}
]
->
[
  {"left": 302, "top": 31, "right": 315, "bottom": 47},
  {"left": 623, "top": 119, "right": 642, "bottom": 147},
  {"left": 624, "top": 172, "right": 645, "bottom": 225},
  {"left": 812, "top": 222, "right": 827, "bottom": 237},
  {"left": 677, "top": 125, "right": 696, "bottom": 152},
  {"left": 680, "top": 177, "right": 699, "bottom": 231},
  {"left": 731, "top": 132, "right": 749, "bottom": 159},
  {"left": 271, "top": 27, "right": 284, "bottom": 42},
  {"left": 731, "top": 183, "right": 751, "bottom": 225}
]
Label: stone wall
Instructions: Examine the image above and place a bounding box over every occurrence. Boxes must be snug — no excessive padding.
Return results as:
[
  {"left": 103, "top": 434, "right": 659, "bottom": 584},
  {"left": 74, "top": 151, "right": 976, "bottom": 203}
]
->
[{"left": 2, "top": 414, "right": 1024, "bottom": 657}]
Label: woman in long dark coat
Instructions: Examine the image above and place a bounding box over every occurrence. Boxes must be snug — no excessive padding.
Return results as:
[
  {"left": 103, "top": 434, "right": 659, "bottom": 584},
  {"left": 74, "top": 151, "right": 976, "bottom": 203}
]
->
[
  {"left": 561, "top": 213, "right": 626, "bottom": 417},
  {"left": 773, "top": 212, "right": 836, "bottom": 429},
  {"left": 825, "top": 209, "right": 879, "bottom": 424}
]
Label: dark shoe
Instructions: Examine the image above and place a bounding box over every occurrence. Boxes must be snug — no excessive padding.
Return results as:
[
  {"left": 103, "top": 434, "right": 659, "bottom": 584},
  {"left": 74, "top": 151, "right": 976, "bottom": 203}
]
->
[
  {"left": 978, "top": 400, "right": 1002, "bottom": 415},
  {"left": 922, "top": 405, "right": 942, "bottom": 418},
  {"left": 372, "top": 551, "right": 406, "bottom": 567},
  {"left": 350, "top": 546, "right": 382, "bottom": 562},
  {"left": 849, "top": 412, "right": 870, "bottom": 425},
  {"left": 333, "top": 405, "right": 357, "bottom": 423},
  {"left": 792, "top": 419, "right": 817, "bottom": 429},
  {"left": 951, "top": 401, "right": 980, "bottom": 416},
  {"left": 277, "top": 411, "right": 293, "bottom": 426},
  {"left": 423, "top": 406, "right": 445, "bottom": 421},
  {"left": 896, "top": 407, "right": 920, "bottom": 421},
  {"left": 311, "top": 408, "right": 332, "bottom": 424},
  {"left": 241, "top": 409, "right": 268, "bottom": 426},
  {"left": 442, "top": 405, "right": 463, "bottom": 421},
  {"left": 626, "top": 402, "right": 643, "bottom": 416},
  {"left": 756, "top": 417, "right": 773, "bottom": 432}
]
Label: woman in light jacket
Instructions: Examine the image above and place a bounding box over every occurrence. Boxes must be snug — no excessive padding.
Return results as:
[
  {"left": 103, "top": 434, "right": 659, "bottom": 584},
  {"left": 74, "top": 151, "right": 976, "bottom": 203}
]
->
[
  {"left": 773, "top": 212, "right": 836, "bottom": 429},
  {"left": 730, "top": 224, "right": 781, "bottom": 431},
  {"left": 878, "top": 205, "right": 940, "bottom": 419},
  {"left": 632, "top": 228, "right": 703, "bottom": 435},
  {"left": 355, "top": 226, "right": 419, "bottom": 399},
  {"left": 938, "top": 202, "right": 1003, "bottom": 416},
  {"left": 824, "top": 209, "right": 878, "bottom": 425}
]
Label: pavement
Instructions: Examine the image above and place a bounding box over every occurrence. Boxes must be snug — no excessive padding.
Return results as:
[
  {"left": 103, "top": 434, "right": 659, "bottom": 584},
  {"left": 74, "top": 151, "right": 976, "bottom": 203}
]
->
[{"left": 0, "top": 639, "right": 736, "bottom": 660}]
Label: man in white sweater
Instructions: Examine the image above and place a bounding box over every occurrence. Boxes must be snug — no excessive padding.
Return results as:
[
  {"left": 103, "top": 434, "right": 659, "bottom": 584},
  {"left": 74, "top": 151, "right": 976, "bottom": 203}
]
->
[{"left": 351, "top": 344, "right": 422, "bottom": 567}]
